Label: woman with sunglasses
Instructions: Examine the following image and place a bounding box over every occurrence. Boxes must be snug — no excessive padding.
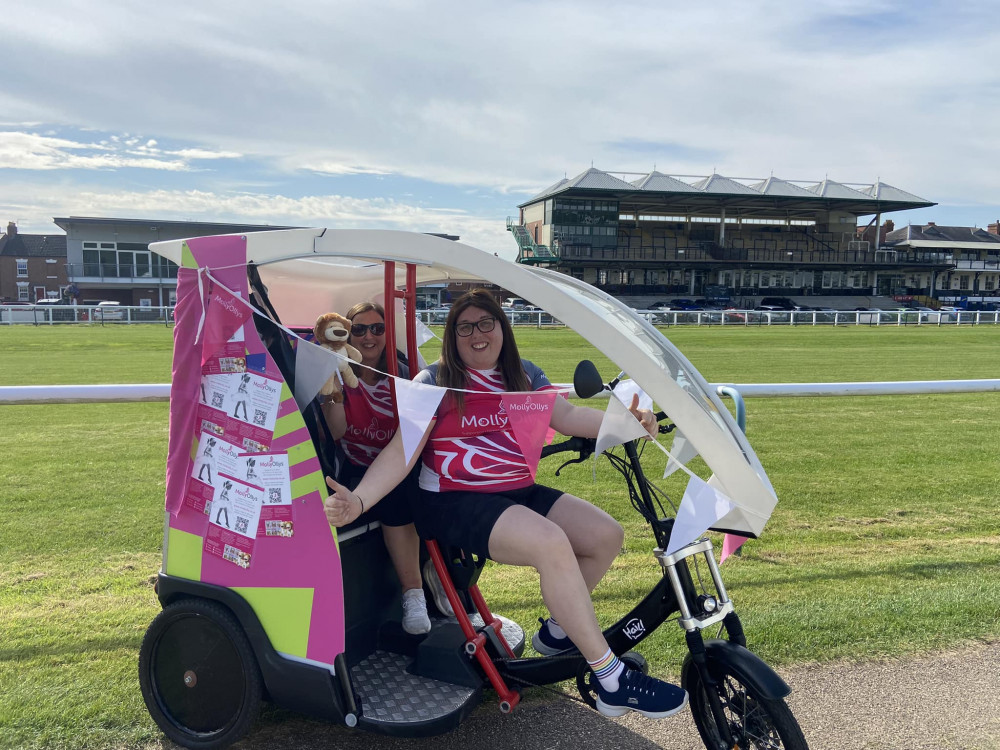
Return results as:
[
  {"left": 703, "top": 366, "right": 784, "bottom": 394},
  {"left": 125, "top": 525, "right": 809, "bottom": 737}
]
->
[
  {"left": 324, "top": 290, "right": 687, "bottom": 720},
  {"left": 321, "top": 301, "right": 450, "bottom": 634}
]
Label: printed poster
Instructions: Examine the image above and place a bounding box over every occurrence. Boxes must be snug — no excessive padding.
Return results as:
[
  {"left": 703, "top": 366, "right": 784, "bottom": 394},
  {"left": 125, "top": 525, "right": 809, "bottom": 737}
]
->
[
  {"left": 195, "top": 370, "right": 282, "bottom": 452},
  {"left": 204, "top": 473, "right": 264, "bottom": 569},
  {"left": 241, "top": 452, "right": 294, "bottom": 537},
  {"left": 184, "top": 431, "right": 244, "bottom": 514}
]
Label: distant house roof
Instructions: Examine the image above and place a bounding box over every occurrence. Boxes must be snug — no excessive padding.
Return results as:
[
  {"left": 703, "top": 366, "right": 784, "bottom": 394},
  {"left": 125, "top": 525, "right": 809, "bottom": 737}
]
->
[
  {"left": 886, "top": 224, "right": 1000, "bottom": 249},
  {"left": 0, "top": 229, "right": 67, "bottom": 258},
  {"left": 520, "top": 167, "right": 935, "bottom": 217}
]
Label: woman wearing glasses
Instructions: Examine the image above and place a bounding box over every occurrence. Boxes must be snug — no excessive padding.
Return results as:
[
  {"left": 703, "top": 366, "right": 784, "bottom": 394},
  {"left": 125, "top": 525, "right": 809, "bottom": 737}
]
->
[
  {"left": 321, "top": 301, "right": 449, "bottom": 634},
  {"left": 324, "top": 290, "right": 687, "bottom": 720}
]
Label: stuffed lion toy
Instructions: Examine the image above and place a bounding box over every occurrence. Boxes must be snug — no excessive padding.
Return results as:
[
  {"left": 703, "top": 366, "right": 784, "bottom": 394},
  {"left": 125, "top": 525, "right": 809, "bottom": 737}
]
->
[{"left": 313, "top": 312, "right": 362, "bottom": 402}]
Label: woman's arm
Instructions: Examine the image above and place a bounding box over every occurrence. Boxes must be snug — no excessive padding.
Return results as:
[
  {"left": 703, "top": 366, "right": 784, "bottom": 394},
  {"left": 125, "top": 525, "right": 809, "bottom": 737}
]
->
[
  {"left": 320, "top": 397, "right": 348, "bottom": 440},
  {"left": 323, "top": 420, "right": 434, "bottom": 527},
  {"left": 550, "top": 392, "right": 657, "bottom": 439}
]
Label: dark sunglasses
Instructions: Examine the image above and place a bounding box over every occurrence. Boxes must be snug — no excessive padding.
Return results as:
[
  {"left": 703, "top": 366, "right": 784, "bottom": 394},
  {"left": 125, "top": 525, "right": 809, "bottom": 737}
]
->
[
  {"left": 350, "top": 322, "right": 385, "bottom": 337},
  {"left": 455, "top": 317, "right": 497, "bottom": 337}
]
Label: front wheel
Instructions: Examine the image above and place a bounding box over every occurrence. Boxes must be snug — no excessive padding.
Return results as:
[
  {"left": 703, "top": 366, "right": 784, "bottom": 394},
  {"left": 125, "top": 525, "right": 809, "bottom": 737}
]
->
[{"left": 684, "top": 661, "right": 808, "bottom": 750}]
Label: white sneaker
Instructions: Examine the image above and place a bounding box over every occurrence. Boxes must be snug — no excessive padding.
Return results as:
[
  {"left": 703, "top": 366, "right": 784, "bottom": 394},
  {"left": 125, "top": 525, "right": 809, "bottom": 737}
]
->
[
  {"left": 423, "top": 559, "right": 455, "bottom": 617},
  {"left": 401, "top": 588, "right": 431, "bottom": 634}
]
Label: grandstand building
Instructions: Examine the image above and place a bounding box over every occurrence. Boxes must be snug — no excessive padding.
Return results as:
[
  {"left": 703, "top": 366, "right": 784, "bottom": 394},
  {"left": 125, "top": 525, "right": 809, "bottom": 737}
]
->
[{"left": 508, "top": 167, "right": 952, "bottom": 302}]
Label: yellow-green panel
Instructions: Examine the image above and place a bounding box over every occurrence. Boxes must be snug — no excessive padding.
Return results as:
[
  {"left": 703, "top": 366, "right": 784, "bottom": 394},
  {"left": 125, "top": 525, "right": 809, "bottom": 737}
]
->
[
  {"left": 273, "top": 410, "right": 304, "bottom": 441},
  {"left": 181, "top": 241, "right": 198, "bottom": 269},
  {"left": 231, "top": 587, "right": 314, "bottom": 658},
  {"left": 165, "top": 527, "right": 204, "bottom": 581},
  {"left": 292, "top": 469, "right": 326, "bottom": 499},
  {"left": 287, "top": 440, "right": 317, "bottom": 466}
]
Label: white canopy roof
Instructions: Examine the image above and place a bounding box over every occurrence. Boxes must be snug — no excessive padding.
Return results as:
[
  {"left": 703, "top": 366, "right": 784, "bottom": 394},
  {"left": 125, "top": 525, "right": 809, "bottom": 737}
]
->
[{"left": 151, "top": 228, "right": 777, "bottom": 535}]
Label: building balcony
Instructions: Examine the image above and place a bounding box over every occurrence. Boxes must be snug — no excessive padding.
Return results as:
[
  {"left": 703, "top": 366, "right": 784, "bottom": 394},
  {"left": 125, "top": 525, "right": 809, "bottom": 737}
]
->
[
  {"left": 953, "top": 259, "right": 1000, "bottom": 271},
  {"left": 65, "top": 263, "right": 178, "bottom": 284}
]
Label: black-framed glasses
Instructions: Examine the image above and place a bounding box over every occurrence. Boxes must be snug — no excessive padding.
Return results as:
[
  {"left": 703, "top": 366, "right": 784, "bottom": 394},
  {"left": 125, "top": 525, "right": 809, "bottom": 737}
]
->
[
  {"left": 454, "top": 317, "right": 497, "bottom": 337},
  {"left": 350, "top": 322, "right": 385, "bottom": 337}
]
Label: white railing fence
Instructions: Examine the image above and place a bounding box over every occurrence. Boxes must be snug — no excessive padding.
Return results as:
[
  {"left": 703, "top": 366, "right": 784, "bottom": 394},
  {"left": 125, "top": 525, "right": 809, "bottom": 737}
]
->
[
  {"left": 3, "top": 380, "right": 999, "bottom": 406},
  {"left": 0, "top": 305, "right": 174, "bottom": 325}
]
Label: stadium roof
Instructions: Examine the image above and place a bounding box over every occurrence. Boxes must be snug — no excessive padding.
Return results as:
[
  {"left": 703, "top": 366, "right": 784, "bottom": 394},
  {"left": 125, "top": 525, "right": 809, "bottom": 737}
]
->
[{"left": 520, "top": 167, "right": 935, "bottom": 217}]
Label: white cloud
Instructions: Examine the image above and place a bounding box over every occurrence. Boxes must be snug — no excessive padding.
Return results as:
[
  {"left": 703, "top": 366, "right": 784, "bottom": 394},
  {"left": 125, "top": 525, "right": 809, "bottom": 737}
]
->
[{"left": 0, "top": 1, "right": 997, "bottom": 226}]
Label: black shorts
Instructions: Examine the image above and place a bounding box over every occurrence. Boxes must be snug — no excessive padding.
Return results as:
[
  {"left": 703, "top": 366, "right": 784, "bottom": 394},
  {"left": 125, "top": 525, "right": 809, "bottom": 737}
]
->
[
  {"left": 413, "top": 484, "right": 564, "bottom": 559},
  {"left": 338, "top": 459, "right": 417, "bottom": 528}
]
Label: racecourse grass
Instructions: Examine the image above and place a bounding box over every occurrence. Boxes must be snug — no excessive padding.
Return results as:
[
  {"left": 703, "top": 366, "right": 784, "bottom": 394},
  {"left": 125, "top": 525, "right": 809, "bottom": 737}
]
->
[{"left": 1, "top": 325, "right": 999, "bottom": 749}]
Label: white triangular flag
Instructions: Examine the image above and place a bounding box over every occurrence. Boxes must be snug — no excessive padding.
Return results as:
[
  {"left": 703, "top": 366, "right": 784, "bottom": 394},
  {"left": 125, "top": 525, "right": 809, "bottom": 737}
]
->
[
  {"left": 595, "top": 393, "right": 650, "bottom": 456},
  {"left": 394, "top": 378, "right": 446, "bottom": 465},
  {"left": 612, "top": 379, "right": 652, "bottom": 412},
  {"left": 663, "top": 429, "right": 699, "bottom": 478},
  {"left": 293, "top": 338, "right": 342, "bottom": 410},
  {"left": 665, "top": 473, "right": 735, "bottom": 555},
  {"left": 393, "top": 299, "right": 434, "bottom": 370}
]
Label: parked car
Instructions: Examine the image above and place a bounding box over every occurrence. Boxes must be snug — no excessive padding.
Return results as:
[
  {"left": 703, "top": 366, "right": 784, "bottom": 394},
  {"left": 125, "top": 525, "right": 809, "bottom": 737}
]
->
[
  {"left": 665, "top": 298, "right": 701, "bottom": 310},
  {"left": 757, "top": 296, "right": 799, "bottom": 311},
  {"left": 94, "top": 301, "right": 124, "bottom": 321}
]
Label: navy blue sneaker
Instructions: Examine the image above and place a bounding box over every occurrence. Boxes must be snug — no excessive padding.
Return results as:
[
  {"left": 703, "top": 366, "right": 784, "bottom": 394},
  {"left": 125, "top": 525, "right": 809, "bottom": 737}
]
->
[
  {"left": 596, "top": 668, "right": 688, "bottom": 719},
  {"left": 531, "top": 618, "right": 573, "bottom": 655}
]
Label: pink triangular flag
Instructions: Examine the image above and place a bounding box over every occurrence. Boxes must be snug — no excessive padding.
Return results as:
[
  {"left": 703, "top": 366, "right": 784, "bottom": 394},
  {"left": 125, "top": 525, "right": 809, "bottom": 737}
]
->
[
  {"left": 394, "top": 378, "right": 446, "bottom": 466},
  {"left": 502, "top": 391, "right": 558, "bottom": 480},
  {"left": 720, "top": 533, "right": 749, "bottom": 563},
  {"left": 201, "top": 285, "right": 250, "bottom": 365}
]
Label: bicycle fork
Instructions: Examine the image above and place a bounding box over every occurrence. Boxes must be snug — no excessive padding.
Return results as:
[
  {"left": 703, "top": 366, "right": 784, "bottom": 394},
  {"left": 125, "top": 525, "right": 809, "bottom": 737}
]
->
[{"left": 657, "top": 539, "right": 739, "bottom": 750}]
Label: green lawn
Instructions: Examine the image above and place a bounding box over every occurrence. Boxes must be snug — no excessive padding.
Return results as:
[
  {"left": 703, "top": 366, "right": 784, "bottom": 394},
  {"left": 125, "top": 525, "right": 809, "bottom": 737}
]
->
[{"left": 1, "top": 325, "right": 999, "bottom": 749}]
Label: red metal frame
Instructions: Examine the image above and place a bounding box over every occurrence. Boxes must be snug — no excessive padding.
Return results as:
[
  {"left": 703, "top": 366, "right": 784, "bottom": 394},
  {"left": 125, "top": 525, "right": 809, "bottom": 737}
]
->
[{"left": 383, "top": 261, "right": 520, "bottom": 713}]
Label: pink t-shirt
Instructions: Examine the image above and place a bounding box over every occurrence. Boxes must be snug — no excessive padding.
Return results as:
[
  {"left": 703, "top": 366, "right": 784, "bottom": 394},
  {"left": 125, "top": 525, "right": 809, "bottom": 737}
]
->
[
  {"left": 415, "top": 362, "right": 556, "bottom": 493},
  {"left": 340, "top": 364, "right": 408, "bottom": 466}
]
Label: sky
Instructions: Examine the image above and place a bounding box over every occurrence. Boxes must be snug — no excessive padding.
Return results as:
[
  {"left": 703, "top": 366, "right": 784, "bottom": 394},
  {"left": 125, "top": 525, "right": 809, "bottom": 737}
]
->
[{"left": 2, "top": 0, "right": 998, "bottom": 258}]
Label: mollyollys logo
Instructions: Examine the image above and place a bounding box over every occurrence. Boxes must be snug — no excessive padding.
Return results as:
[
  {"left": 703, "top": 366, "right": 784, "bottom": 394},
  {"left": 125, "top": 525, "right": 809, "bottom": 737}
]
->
[
  {"left": 212, "top": 293, "right": 245, "bottom": 318},
  {"left": 623, "top": 617, "right": 646, "bottom": 641}
]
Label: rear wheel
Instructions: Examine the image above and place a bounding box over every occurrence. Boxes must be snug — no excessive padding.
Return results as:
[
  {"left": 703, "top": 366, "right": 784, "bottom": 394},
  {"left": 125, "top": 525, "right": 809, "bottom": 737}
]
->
[
  {"left": 139, "top": 598, "right": 262, "bottom": 749},
  {"left": 684, "top": 661, "right": 807, "bottom": 750}
]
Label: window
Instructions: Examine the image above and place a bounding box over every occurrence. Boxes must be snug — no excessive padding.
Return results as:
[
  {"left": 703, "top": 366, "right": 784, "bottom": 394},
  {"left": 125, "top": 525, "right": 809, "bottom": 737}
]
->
[
  {"left": 598, "top": 270, "right": 608, "bottom": 285},
  {"left": 16, "top": 259, "right": 27, "bottom": 277},
  {"left": 16, "top": 282, "right": 29, "bottom": 301},
  {"left": 140, "top": 299, "right": 152, "bottom": 307},
  {"left": 960, "top": 275, "right": 969, "bottom": 290}
]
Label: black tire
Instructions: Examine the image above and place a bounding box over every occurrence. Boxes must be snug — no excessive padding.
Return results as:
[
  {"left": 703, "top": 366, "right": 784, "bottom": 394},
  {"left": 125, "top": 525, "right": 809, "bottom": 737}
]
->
[
  {"left": 576, "top": 651, "right": 649, "bottom": 709},
  {"left": 139, "top": 598, "right": 263, "bottom": 750},
  {"left": 685, "top": 661, "right": 808, "bottom": 750}
]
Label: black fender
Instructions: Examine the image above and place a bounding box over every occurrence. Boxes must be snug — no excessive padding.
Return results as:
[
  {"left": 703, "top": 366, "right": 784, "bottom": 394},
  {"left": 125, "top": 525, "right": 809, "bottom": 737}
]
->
[{"left": 681, "top": 639, "right": 791, "bottom": 701}]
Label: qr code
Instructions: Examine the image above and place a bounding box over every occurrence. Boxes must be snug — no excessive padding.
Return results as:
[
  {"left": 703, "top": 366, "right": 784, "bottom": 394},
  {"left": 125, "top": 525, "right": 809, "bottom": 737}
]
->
[
  {"left": 211, "top": 392, "right": 224, "bottom": 408},
  {"left": 268, "top": 487, "right": 282, "bottom": 504},
  {"left": 253, "top": 409, "right": 266, "bottom": 426},
  {"left": 235, "top": 516, "right": 249, "bottom": 534}
]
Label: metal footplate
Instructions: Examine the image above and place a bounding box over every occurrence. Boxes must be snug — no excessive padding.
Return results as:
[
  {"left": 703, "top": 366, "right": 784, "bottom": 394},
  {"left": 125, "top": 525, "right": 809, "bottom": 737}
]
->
[
  {"left": 349, "top": 614, "right": 524, "bottom": 734},
  {"left": 350, "top": 650, "right": 477, "bottom": 728}
]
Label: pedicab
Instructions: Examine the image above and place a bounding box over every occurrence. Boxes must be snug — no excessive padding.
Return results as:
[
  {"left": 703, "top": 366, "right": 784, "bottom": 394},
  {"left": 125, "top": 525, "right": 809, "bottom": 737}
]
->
[{"left": 139, "top": 228, "right": 808, "bottom": 749}]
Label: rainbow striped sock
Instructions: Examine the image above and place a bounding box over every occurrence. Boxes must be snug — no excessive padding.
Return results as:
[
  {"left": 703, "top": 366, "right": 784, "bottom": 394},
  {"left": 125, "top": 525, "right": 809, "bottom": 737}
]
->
[{"left": 588, "top": 648, "right": 625, "bottom": 692}]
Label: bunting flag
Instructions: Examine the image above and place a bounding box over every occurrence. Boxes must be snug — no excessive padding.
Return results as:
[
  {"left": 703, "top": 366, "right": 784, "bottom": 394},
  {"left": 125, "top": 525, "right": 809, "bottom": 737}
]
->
[
  {"left": 665, "top": 473, "right": 735, "bottom": 556},
  {"left": 200, "top": 284, "right": 250, "bottom": 365},
  {"left": 612, "top": 379, "right": 653, "bottom": 412},
  {"left": 663, "top": 429, "right": 700, "bottom": 478},
  {"left": 502, "top": 391, "right": 558, "bottom": 480},
  {"left": 720, "top": 533, "right": 749, "bottom": 563},
  {"left": 394, "top": 377, "right": 447, "bottom": 465},
  {"left": 595, "top": 392, "right": 650, "bottom": 456},
  {"left": 293, "top": 338, "right": 343, "bottom": 410}
]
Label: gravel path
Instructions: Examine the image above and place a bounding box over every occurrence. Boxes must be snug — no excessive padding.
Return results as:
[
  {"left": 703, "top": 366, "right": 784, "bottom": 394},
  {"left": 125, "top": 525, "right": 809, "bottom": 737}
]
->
[{"left": 218, "top": 641, "right": 999, "bottom": 750}]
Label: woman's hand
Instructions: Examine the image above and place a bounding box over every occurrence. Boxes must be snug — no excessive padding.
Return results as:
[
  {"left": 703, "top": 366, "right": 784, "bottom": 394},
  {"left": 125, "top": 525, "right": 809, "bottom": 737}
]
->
[
  {"left": 324, "top": 476, "right": 364, "bottom": 527},
  {"left": 628, "top": 393, "right": 658, "bottom": 439}
]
